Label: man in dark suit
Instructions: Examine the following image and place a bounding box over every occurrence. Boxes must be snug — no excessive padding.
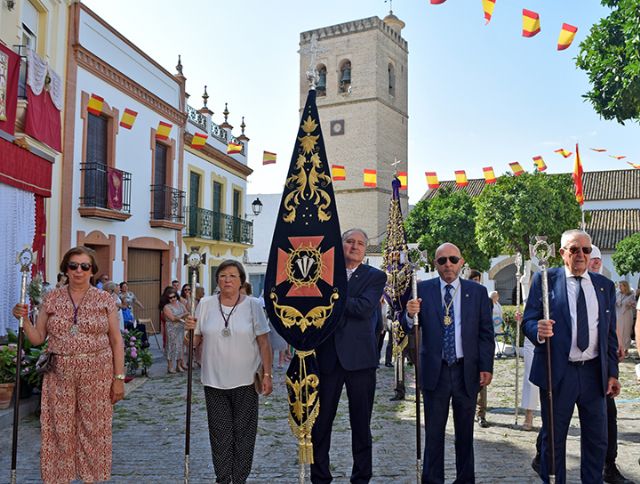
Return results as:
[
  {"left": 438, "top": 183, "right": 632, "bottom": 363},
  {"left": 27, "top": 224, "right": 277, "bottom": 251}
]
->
[
  {"left": 406, "top": 242, "right": 494, "bottom": 483},
  {"left": 523, "top": 229, "right": 620, "bottom": 484},
  {"left": 311, "top": 228, "right": 387, "bottom": 484}
]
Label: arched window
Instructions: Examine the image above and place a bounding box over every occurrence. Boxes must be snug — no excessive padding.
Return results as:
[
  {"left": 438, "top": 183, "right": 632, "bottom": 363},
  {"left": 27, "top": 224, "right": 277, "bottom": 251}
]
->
[
  {"left": 339, "top": 60, "right": 351, "bottom": 93},
  {"left": 316, "top": 64, "right": 327, "bottom": 97},
  {"left": 388, "top": 63, "right": 395, "bottom": 96}
]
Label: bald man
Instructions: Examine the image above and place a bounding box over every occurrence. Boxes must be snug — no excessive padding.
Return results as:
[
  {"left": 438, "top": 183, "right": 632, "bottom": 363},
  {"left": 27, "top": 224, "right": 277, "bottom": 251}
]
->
[{"left": 406, "top": 243, "right": 494, "bottom": 483}]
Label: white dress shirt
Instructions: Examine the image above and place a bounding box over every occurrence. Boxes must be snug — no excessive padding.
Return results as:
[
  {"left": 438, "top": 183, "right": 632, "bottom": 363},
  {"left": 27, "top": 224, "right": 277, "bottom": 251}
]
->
[{"left": 564, "top": 267, "right": 599, "bottom": 361}]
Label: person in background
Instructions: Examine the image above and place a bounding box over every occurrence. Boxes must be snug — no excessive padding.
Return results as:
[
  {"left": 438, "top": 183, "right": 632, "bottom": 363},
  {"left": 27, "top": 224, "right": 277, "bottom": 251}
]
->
[
  {"left": 180, "top": 284, "right": 192, "bottom": 307},
  {"left": 616, "top": 281, "right": 636, "bottom": 356},
  {"left": 172, "top": 279, "right": 180, "bottom": 292},
  {"left": 55, "top": 272, "right": 67, "bottom": 288},
  {"left": 119, "top": 281, "right": 148, "bottom": 348},
  {"left": 470, "top": 269, "right": 491, "bottom": 429},
  {"left": 96, "top": 274, "right": 109, "bottom": 290},
  {"left": 104, "top": 281, "right": 124, "bottom": 331},
  {"left": 161, "top": 287, "right": 188, "bottom": 373}
]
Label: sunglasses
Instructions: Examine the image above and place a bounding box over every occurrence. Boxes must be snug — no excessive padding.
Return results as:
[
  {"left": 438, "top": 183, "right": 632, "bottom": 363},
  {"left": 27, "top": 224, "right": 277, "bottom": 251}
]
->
[
  {"left": 169, "top": 295, "right": 178, "bottom": 300},
  {"left": 436, "top": 256, "right": 461, "bottom": 265},
  {"left": 563, "top": 246, "right": 593, "bottom": 255},
  {"left": 68, "top": 262, "right": 92, "bottom": 272}
]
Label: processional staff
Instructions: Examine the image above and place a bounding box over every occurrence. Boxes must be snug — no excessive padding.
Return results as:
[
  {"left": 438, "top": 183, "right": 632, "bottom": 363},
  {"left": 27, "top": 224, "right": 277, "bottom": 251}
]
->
[
  {"left": 513, "top": 252, "right": 522, "bottom": 426},
  {"left": 11, "top": 247, "right": 34, "bottom": 484},
  {"left": 530, "top": 237, "right": 556, "bottom": 481},
  {"left": 411, "top": 270, "right": 422, "bottom": 484},
  {"left": 183, "top": 248, "right": 205, "bottom": 484}
]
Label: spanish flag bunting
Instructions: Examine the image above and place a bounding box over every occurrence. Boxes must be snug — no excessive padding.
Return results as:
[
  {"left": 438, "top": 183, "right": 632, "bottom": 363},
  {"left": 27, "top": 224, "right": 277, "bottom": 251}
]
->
[
  {"left": 455, "top": 170, "right": 468, "bottom": 187},
  {"left": 87, "top": 94, "right": 104, "bottom": 116},
  {"left": 483, "top": 0, "right": 496, "bottom": 25},
  {"left": 397, "top": 171, "right": 408, "bottom": 190},
  {"left": 119, "top": 108, "right": 138, "bottom": 129},
  {"left": 191, "top": 132, "right": 208, "bottom": 150},
  {"left": 227, "top": 142, "right": 242, "bottom": 154},
  {"left": 590, "top": 148, "right": 607, "bottom": 152},
  {"left": 332, "top": 164, "right": 346, "bottom": 181},
  {"left": 609, "top": 155, "right": 626, "bottom": 160},
  {"left": 156, "top": 121, "right": 172, "bottom": 141},
  {"left": 522, "top": 9, "right": 541, "bottom": 38},
  {"left": 426, "top": 171, "right": 440, "bottom": 189},
  {"left": 509, "top": 162, "right": 525, "bottom": 176},
  {"left": 430, "top": 0, "right": 447, "bottom": 4},
  {"left": 554, "top": 148, "right": 572, "bottom": 158},
  {"left": 573, "top": 143, "right": 584, "bottom": 205},
  {"left": 364, "top": 169, "right": 377, "bottom": 187},
  {"left": 532, "top": 156, "right": 547, "bottom": 172},
  {"left": 263, "top": 151, "right": 277, "bottom": 165},
  {"left": 557, "top": 23, "right": 578, "bottom": 51},
  {"left": 627, "top": 161, "right": 640, "bottom": 169},
  {"left": 483, "top": 167, "right": 497, "bottom": 184}
]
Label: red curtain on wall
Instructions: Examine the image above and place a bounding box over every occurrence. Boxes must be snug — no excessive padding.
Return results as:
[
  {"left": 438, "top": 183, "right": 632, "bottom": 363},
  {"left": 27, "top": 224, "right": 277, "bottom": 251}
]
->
[
  {"left": 25, "top": 85, "right": 61, "bottom": 152},
  {"left": 0, "top": 44, "right": 20, "bottom": 136}
]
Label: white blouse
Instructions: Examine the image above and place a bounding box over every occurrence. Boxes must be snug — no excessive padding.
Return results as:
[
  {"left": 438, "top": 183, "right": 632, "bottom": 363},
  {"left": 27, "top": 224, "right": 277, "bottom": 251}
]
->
[{"left": 195, "top": 295, "right": 270, "bottom": 389}]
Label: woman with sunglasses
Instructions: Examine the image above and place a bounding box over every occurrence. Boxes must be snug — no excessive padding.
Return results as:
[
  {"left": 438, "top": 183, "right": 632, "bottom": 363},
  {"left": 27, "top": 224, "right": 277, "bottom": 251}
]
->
[
  {"left": 13, "top": 246, "right": 125, "bottom": 483},
  {"left": 161, "top": 287, "right": 188, "bottom": 373}
]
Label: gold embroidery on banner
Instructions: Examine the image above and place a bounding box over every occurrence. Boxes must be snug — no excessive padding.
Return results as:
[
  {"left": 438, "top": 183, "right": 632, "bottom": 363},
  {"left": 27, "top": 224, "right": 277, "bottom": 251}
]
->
[
  {"left": 270, "top": 290, "right": 339, "bottom": 332},
  {"left": 391, "top": 319, "right": 408, "bottom": 357}
]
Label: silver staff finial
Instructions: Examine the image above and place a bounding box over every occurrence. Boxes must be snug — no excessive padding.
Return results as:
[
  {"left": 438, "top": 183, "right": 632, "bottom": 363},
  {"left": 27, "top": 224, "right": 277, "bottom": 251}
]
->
[{"left": 530, "top": 236, "right": 555, "bottom": 268}]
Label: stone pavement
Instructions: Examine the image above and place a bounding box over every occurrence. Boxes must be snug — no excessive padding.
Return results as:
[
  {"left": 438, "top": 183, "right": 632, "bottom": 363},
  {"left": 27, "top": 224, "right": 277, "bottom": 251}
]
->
[{"left": 1, "top": 348, "right": 639, "bottom": 483}]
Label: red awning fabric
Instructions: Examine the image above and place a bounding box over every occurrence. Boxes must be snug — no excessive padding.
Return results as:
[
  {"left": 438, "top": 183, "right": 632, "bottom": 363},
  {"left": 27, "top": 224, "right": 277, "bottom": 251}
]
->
[
  {"left": 0, "top": 137, "right": 52, "bottom": 197},
  {"left": 0, "top": 44, "right": 20, "bottom": 135}
]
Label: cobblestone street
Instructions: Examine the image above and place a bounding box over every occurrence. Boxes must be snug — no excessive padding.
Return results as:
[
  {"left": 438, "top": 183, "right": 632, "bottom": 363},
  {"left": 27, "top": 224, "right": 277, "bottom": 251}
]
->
[{"left": 2, "top": 349, "right": 639, "bottom": 483}]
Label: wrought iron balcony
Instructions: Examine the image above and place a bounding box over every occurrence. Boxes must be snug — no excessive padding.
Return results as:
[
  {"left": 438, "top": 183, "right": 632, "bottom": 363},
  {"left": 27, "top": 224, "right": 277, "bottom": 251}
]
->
[
  {"left": 186, "top": 206, "right": 253, "bottom": 245},
  {"left": 79, "top": 162, "right": 131, "bottom": 220},
  {"left": 150, "top": 184, "right": 185, "bottom": 223},
  {"left": 186, "top": 104, "right": 207, "bottom": 131}
]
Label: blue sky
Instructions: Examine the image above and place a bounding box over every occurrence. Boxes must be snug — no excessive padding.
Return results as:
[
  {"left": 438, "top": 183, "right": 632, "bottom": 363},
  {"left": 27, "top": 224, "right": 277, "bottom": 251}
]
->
[{"left": 84, "top": 0, "right": 638, "bottom": 203}]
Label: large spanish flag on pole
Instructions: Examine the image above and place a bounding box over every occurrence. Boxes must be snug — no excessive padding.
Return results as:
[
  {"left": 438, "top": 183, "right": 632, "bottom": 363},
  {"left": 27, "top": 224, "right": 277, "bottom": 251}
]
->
[
  {"left": 483, "top": 166, "right": 497, "bottom": 184},
  {"left": 426, "top": 171, "right": 440, "bottom": 189},
  {"left": 455, "top": 170, "right": 468, "bottom": 187},
  {"left": 557, "top": 23, "right": 578, "bottom": 51},
  {"left": 573, "top": 143, "right": 584, "bottom": 205},
  {"left": 483, "top": 0, "right": 496, "bottom": 25},
  {"left": 522, "top": 9, "right": 541, "bottom": 37}
]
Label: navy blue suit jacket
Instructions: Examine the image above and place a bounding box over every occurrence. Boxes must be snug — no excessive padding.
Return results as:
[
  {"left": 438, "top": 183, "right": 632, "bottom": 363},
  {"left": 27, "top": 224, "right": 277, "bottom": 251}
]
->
[
  {"left": 317, "top": 264, "right": 387, "bottom": 373},
  {"left": 412, "top": 278, "right": 494, "bottom": 397},
  {"left": 522, "top": 267, "right": 618, "bottom": 394}
]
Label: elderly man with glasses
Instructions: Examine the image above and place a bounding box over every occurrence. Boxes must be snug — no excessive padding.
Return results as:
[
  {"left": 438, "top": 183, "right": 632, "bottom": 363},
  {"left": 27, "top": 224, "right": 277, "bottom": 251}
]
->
[
  {"left": 406, "top": 242, "right": 494, "bottom": 483},
  {"left": 523, "top": 229, "right": 620, "bottom": 484}
]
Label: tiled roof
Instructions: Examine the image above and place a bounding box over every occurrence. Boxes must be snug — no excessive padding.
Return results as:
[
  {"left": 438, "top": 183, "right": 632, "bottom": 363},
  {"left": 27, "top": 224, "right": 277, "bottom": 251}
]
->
[
  {"left": 420, "top": 169, "right": 640, "bottom": 201},
  {"left": 585, "top": 208, "right": 640, "bottom": 250}
]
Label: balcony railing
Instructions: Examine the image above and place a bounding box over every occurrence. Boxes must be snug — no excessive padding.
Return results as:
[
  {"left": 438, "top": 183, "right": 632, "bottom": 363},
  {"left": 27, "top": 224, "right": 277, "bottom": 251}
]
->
[
  {"left": 80, "top": 162, "right": 131, "bottom": 214},
  {"left": 186, "top": 104, "right": 207, "bottom": 131},
  {"left": 150, "top": 184, "right": 185, "bottom": 223},
  {"left": 186, "top": 206, "right": 253, "bottom": 245}
]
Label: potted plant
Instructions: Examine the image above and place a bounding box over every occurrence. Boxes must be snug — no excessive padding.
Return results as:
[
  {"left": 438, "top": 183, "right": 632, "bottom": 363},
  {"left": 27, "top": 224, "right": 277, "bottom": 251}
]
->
[
  {"left": 122, "top": 328, "right": 153, "bottom": 380},
  {"left": 0, "top": 343, "right": 19, "bottom": 409}
]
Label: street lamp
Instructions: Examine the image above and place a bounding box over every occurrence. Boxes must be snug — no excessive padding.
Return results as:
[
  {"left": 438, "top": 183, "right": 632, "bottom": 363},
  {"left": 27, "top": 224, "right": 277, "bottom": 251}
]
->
[{"left": 251, "top": 197, "right": 263, "bottom": 217}]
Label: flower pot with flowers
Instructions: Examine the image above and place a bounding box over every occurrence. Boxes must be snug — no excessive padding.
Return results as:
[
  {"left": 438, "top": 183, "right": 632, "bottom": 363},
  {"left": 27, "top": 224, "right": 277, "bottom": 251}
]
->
[
  {"left": 6, "top": 330, "right": 47, "bottom": 399},
  {"left": 0, "top": 342, "right": 19, "bottom": 409},
  {"left": 122, "top": 328, "right": 152, "bottom": 379}
]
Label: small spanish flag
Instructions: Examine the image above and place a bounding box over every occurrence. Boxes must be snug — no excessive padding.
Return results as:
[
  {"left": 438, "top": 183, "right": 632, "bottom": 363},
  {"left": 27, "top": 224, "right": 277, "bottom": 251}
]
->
[
  {"left": 554, "top": 148, "right": 572, "bottom": 158},
  {"left": 455, "top": 170, "right": 468, "bottom": 187},
  {"left": 119, "top": 108, "right": 138, "bottom": 129},
  {"left": 397, "top": 171, "right": 408, "bottom": 190},
  {"left": 156, "top": 121, "right": 172, "bottom": 141},
  {"left": 426, "top": 171, "right": 440, "bottom": 189},
  {"left": 573, "top": 143, "right": 584, "bottom": 205},
  {"left": 609, "top": 155, "right": 626, "bottom": 160},
  {"left": 483, "top": 0, "right": 496, "bottom": 25},
  {"left": 483, "top": 167, "right": 497, "bottom": 184},
  {"left": 509, "top": 162, "right": 525, "bottom": 176},
  {"left": 363, "top": 169, "right": 377, "bottom": 187},
  {"left": 627, "top": 161, "right": 640, "bottom": 169},
  {"left": 533, "top": 156, "right": 547, "bottom": 172},
  {"left": 332, "top": 165, "right": 346, "bottom": 181},
  {"left": 430, "top": 0, "right": 447, "bottom": 4},
  {"left": 590, "top": 148, "right": 607, "bottom": 152},
  {"left": 87, "top": 94, "right": 104, "bottom": 116},
  {"left": 227, "top": 142, "right": 242, "bottom": 154},
  {"left": 191, "top": 132, "right": 208, "bottom": 150},
  {"left": 522, "top": 9, "right": 541, "bottom": 38},
  {"left": 557, "top": 23, "right": 578, "bottom": 51},
  {"left": 263, "top": 151, "right": 277, "bottom": 165}
]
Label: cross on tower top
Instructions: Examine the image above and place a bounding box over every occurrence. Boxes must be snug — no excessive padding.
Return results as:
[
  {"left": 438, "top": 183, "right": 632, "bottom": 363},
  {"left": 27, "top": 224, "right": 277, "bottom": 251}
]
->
[{"left": 299, "top": 33, "right": 328, "bottom": 89}]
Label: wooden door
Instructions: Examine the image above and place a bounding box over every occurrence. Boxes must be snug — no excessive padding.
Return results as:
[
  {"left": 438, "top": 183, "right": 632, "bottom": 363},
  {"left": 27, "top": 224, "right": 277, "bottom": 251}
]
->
[{"left": 127, "top": 249, "right": 162, "bottom": 333}]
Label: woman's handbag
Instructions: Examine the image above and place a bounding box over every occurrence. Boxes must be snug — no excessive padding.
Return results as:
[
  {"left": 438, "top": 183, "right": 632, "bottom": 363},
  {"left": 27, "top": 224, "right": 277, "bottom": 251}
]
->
[{"left": 35, "top": 351, "right": 53, "bottom": 375}]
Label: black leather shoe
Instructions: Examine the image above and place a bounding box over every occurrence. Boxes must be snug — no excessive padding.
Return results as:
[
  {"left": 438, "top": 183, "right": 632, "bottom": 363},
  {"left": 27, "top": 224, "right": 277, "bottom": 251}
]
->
[
  {"left": 604, "top": 464, "right": 635, "bottom": 484},
  {"left": 531, "top": 454, "right": 541, "bottom": 478},
  {"left": 476, "top": 416, "right": 489, "bottom": 428},
  {"left": 385, "top": 362, "right": 393, "bottom": 368},
  {"left": 389, "top": 393, "right": 405, "bottom": 401}
]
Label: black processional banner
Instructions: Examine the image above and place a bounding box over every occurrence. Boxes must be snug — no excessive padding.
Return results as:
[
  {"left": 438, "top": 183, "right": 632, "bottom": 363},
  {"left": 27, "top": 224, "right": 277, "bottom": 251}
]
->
[{"left": 264, "top": 89, "right": 347, "bottom": 464}]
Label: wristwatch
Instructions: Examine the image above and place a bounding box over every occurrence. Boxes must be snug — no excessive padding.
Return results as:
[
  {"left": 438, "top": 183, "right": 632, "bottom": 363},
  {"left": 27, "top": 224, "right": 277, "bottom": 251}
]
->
[{"left": 114, "top": 374, "right": 126, "bottom": 381}]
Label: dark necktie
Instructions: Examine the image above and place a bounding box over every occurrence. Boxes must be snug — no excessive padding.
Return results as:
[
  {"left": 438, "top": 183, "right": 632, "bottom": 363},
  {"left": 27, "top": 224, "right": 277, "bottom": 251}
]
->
[
  {"left": 575, "top": 276, "right": 589, "bottom": 351},
  {"left": 443, "top": 284, "right": 457, "bottom": 365}
]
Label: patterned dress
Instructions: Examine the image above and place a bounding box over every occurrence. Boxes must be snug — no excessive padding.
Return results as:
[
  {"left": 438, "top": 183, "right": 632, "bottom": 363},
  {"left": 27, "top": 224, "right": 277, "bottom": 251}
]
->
[
  {"left": 164, "top": 301, "right": 187, "bottom": 366},
  {"left": 40, "top": 286, "right": 117, "bottom": 483}
]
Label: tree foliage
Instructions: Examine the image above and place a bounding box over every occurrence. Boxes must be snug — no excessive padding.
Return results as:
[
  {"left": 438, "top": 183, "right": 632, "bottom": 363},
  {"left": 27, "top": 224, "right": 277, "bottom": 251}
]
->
[
  {"left": 404, "top": 188, "right": 491, "bottom": 271},
  {"left": 474, "top": 173, "right": 583, "bottom": 259},
  {"left": 576, "top": 0, "right": 640, "bottom": 124},
  {"left": 612, "top": 232, "right": 640, "bottom": 275}
]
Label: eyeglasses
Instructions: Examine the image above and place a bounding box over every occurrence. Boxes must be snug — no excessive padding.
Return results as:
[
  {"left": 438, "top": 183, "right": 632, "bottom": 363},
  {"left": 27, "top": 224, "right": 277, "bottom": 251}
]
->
[
  {"left": 68, "top": 262, "right": 92, "bottom": 272},
  {"left": 436, "top": 256, "right": 461, "bottom": 266},
  {"left": 184, "top": 288, "right": 191, "bottom": 292},
  {"left": 169, "top": 295, "right": 178, "bottom": 300},
  {"left": 563, "top": 246, "right": 593, "bottom": 255}
]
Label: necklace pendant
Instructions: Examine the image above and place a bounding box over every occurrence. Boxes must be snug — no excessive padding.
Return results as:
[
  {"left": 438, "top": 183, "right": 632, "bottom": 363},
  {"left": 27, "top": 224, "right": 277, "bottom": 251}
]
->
[
  {"left": 222, "top": 327, "right": 231, "bottom": 337},
  {"left": 70, "top": 324, "right": 79, "bottom": 336},
  {"left": 443, "top": 315, "right": 452, "bottom": 326}
]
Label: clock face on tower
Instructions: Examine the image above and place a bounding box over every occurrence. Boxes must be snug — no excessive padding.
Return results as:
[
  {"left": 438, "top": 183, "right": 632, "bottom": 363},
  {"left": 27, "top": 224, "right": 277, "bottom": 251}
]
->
[{"left": 330, "top": 120, "right": 345, "bottom": 136}]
